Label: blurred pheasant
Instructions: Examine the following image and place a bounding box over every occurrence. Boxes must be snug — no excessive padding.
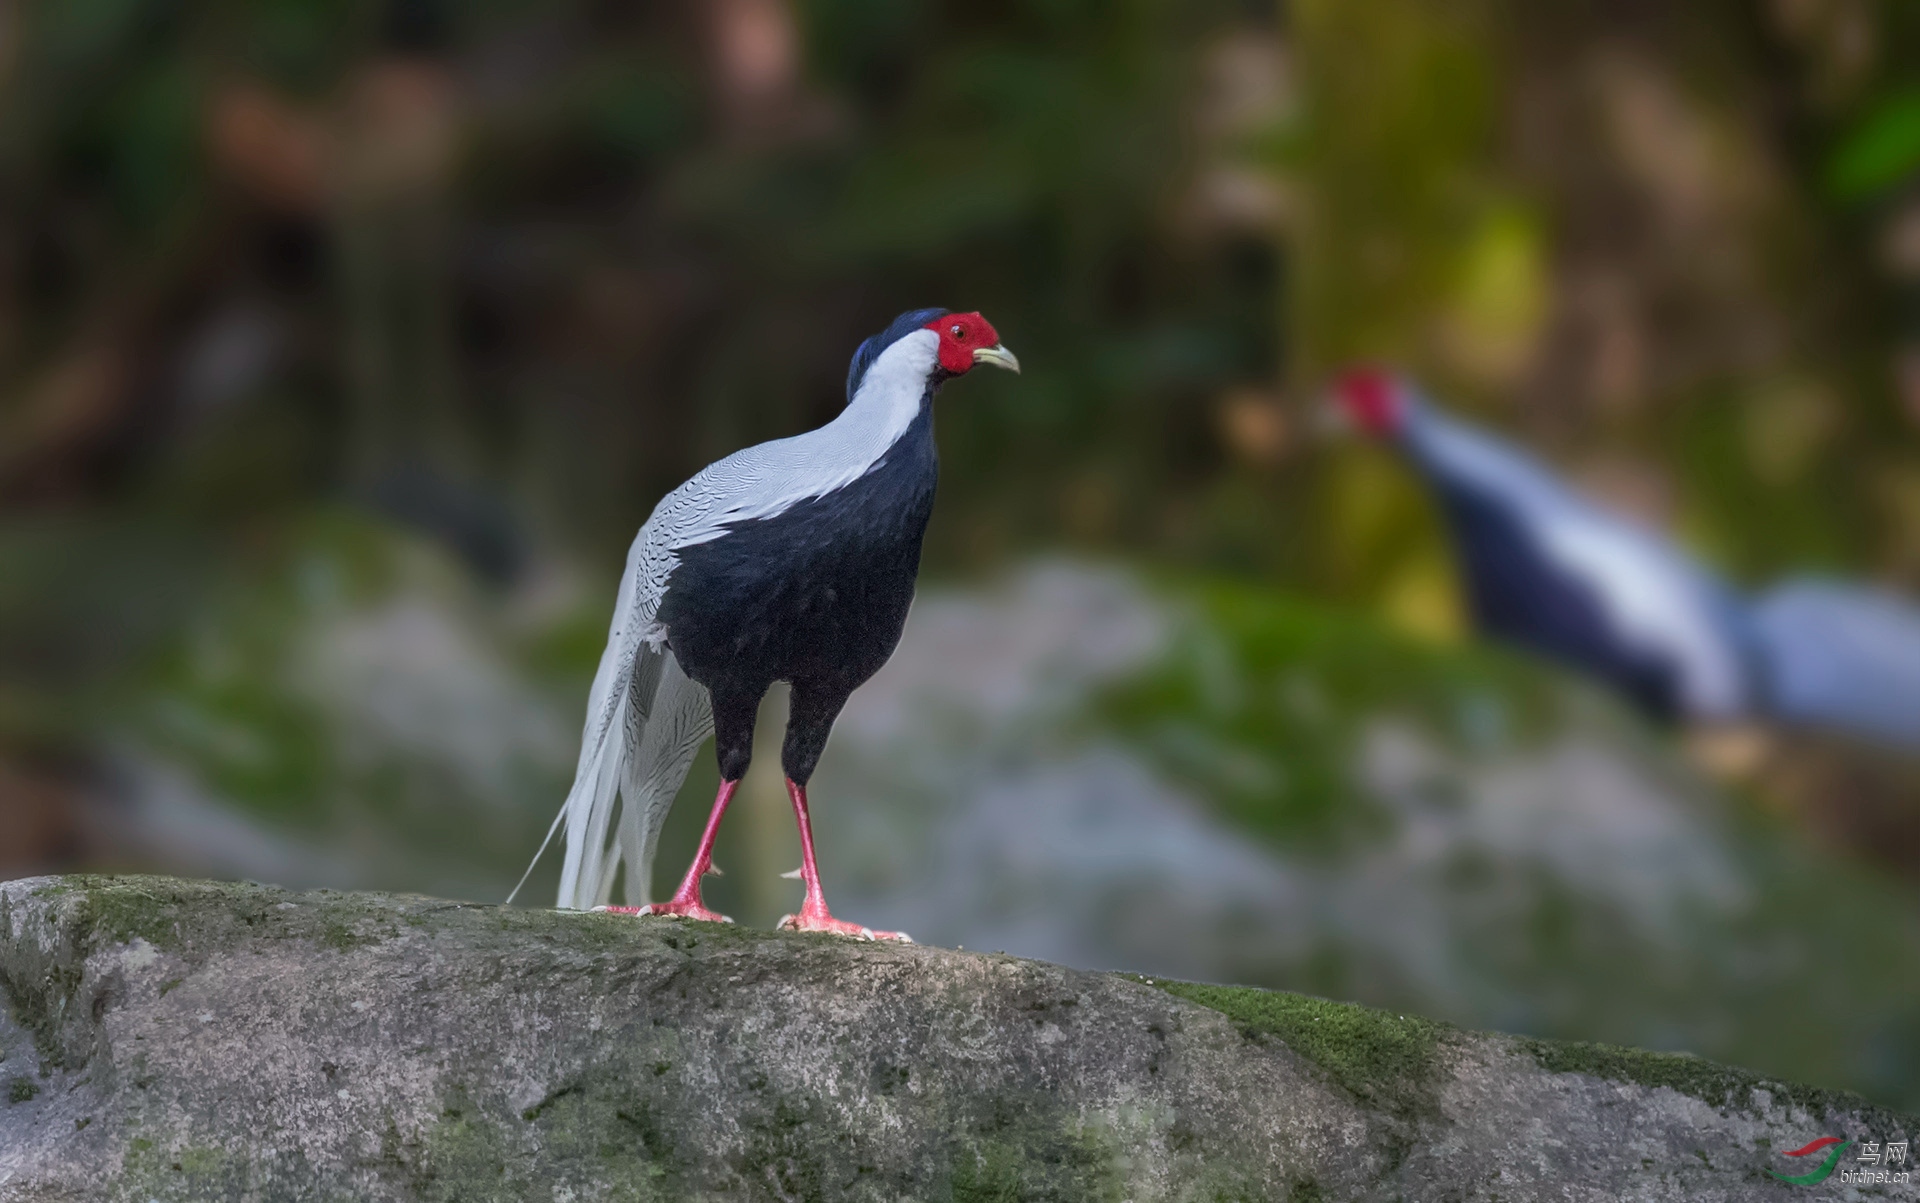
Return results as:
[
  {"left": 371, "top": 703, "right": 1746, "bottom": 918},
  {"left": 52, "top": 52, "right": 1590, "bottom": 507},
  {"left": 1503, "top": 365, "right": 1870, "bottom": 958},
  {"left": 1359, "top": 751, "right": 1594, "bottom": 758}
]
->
[
  {"left": 515, "top": 309, "right": 1019, "bottom": 937},
  {"left": 1329, "top": 370, "right": 1920, "bottom": 751}
]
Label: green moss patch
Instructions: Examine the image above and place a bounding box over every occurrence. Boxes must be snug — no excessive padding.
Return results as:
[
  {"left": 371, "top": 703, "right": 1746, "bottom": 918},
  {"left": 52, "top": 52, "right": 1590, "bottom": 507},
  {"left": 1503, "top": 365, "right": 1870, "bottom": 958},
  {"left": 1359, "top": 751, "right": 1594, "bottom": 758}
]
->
[
  {"left": 1099, "top": 580, "right": 1575, "bottom": 848},
  {"left": 23, "top": 876, "right": 425, "bottom": 960},
  {"left": 937, "top": 1093, "right": 1127, "bottom": 1203},
  {"left": 1519, "top": 1037, "right": 1920, "bottom": 1132},
  {"left": 116, "top": 1134, "right": 253, "bottom": 1202},
  {"left": 1146, "top": 978, "right": 1450, "bottom": 1121},
  {"left": 948, "top": 1124, "right": 1122, "bottom": 1203}
]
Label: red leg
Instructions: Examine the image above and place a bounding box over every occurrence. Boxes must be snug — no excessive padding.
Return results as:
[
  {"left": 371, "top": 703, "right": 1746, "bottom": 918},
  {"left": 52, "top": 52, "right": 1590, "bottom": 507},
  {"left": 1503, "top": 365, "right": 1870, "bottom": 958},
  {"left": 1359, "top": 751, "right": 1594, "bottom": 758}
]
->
[
  {"left": 776, "top": 779, "right": 910, "bottom": 942},
  {"left": 600, "top": 778, "right": 737, "bottom": 923}
]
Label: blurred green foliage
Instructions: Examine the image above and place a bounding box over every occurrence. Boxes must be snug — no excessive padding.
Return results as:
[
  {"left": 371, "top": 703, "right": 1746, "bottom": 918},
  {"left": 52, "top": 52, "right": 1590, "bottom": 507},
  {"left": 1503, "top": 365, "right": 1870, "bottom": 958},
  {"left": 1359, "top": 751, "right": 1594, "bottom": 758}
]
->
[
  {"left": 1828, "top": 88, "right": 1920, "bottom": 201},
  {"left": 8, "top": 0, "right": 1918, "bottom": 652},
  {"left": 0, "top": 0, "right": 1280, "bottom": 755},
  {"left": 1284, "top": 0, "right": 1920, "bottom": 609}
]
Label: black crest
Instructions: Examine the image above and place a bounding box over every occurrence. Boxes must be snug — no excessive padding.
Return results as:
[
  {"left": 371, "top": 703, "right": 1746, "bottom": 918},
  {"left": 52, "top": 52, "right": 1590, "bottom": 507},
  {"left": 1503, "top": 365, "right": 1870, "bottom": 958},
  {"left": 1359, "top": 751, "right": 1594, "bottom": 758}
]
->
[{"left": 845, "top": 308, "right": 947, "bottom": 403}]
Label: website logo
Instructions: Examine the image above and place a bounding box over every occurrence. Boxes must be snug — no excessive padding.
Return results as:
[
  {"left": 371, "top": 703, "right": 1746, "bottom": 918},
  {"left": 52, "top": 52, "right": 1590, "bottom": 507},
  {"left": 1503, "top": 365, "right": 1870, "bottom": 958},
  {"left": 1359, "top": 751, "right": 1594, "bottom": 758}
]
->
[
  {"left": 1767, "top": 1136, "right": 1911, "bottom": 1187},
  {"left": 1767, "top": 1137, "right": 1851, "bottom": 1185}
]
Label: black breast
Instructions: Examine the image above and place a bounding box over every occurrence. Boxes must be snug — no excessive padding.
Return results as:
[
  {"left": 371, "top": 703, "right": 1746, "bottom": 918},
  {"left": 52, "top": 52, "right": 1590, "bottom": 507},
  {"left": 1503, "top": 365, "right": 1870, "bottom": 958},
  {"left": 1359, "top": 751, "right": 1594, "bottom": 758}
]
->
[{"left": 657, "top": 407, "right": 939, "bottom": 704}]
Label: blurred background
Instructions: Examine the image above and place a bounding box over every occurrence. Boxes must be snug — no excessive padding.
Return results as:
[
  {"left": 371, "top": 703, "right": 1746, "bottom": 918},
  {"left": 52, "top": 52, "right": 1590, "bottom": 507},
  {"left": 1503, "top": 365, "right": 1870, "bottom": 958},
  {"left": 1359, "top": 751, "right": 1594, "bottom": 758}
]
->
[{"left": 5, "top": 0, "right": 1920, "bottom": 1109}]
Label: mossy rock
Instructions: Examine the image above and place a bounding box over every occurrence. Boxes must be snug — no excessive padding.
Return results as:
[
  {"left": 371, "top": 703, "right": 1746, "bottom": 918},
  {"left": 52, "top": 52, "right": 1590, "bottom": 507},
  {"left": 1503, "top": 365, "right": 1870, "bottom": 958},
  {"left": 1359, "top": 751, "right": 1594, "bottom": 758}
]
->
[{"left": 1, "top": 875, "right": 1910, "bottom": 1201}]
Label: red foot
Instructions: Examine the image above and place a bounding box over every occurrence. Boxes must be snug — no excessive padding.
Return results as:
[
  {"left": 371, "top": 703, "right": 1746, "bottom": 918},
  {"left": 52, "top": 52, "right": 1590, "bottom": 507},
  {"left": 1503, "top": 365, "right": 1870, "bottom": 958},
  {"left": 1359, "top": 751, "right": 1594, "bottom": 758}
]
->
[
  {"left": 777, "top": 907, "right": 911, "bottom": 942},
  {"left": 593, "top": 901, "right": 732, "bottom": 924}
]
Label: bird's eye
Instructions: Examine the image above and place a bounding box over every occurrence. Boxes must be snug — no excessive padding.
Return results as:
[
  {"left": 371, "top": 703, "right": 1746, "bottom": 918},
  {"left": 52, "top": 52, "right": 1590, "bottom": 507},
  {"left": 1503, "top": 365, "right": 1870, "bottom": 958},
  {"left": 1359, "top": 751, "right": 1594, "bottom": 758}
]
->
[{"left": 951, "top": 325, "right": 964, "bottom": 338}]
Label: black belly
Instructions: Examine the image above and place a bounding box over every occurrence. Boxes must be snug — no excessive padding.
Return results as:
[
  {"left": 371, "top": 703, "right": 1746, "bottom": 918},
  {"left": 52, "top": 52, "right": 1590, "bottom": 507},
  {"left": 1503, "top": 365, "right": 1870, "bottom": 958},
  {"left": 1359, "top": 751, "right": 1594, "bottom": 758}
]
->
[{"left": 656, "top": 416, "right": 938, "bottom": 706}]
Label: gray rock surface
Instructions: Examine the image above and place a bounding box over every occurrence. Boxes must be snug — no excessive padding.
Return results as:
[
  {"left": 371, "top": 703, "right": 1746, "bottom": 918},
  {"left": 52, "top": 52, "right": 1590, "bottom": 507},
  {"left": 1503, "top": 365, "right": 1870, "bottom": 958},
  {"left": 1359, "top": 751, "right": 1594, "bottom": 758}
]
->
[{"left": 0, "top": 876, "right": 1911, "bottom": 1201}]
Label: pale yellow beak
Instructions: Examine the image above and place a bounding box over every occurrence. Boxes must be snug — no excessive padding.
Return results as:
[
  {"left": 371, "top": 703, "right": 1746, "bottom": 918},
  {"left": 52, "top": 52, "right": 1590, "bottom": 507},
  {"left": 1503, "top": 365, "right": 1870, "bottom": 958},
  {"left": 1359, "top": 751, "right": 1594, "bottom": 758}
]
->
[{"left": 972, "top": 344, "right": 1021, "bottom": 374}]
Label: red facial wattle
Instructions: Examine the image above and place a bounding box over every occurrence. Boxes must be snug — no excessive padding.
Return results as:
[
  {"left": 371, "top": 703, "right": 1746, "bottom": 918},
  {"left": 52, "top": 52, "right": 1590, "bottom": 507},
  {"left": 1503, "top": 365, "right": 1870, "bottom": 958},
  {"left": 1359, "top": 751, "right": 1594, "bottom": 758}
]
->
[
  {"left": 925, "top": 311, "right": 1001, "bottom": 375},
  {"left": 1335, "top": 368, "right": 1403, "bottom": 436}
]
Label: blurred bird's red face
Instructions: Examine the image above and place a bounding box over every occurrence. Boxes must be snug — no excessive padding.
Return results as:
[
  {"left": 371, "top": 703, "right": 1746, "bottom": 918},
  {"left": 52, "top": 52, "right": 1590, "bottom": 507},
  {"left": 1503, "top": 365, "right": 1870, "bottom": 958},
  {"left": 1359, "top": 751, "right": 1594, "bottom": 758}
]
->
[
  {"left": 1332, "top": 368, "right": 1405, "bottom": 437},
  {"left": 926, "top": 311, "right": 1020, "bottom": 376}
]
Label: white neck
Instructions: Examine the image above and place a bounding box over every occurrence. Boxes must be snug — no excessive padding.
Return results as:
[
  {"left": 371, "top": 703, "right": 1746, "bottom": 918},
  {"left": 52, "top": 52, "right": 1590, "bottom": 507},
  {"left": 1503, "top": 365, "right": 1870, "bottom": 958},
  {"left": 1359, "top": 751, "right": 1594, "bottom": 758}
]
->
[
  {"left": 652, "top": 328, "right": 939, "bottom": 554},
  {"left": 832, "top": 328, "right": 938, "bottom": 448}
]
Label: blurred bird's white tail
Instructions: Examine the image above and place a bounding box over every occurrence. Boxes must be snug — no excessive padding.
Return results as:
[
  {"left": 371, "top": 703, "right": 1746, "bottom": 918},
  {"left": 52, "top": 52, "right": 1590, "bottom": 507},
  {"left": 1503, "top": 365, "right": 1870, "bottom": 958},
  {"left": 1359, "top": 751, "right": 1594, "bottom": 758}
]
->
[
  {"left": 1751, "top": 578, "right": 1920, "bottom": 751},
  {"left": 509, "top": 633, "right": 713, "bottom": 910}
]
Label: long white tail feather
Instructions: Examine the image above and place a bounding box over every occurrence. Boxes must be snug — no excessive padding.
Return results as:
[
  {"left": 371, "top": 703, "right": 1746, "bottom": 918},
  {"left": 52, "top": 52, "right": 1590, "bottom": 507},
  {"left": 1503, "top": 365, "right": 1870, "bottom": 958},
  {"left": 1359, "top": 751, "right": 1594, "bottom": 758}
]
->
[
  {"left": 562, "top": 693, "right": 631, "bottom": 910},
  {"left": 503, "top": 798, "right": 568, "bottom": 905},
  {"left": 546, "top": 547, "right": 644, "bottom": 909},
  {"left": 513, "top": 525, "right": 715, "bottom": 910},
  {"left": 615, "top": 655, "right": 713, "bottom": 905},
  {"left": 613, "top": 668, "right": 649, "bottom": 906},
  {"left": 537, "top": 646, "right": 715, "bottom": 912},
  {"left": 546, "top": 685, "right": 620, "bottom": 909}
]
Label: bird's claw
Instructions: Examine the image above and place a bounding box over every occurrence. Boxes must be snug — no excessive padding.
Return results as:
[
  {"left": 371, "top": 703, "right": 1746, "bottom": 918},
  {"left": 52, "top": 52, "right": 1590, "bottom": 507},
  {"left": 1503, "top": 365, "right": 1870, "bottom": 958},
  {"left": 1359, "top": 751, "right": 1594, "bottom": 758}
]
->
[
  {"left": 594, "top": 902, "right": 733, "bottom": 924},
  {"left": 642, "top": 900, "right": 735, "bottom": 924},
  {"left": 777, "top": 912, "right": 911, "bottom": 942}
]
